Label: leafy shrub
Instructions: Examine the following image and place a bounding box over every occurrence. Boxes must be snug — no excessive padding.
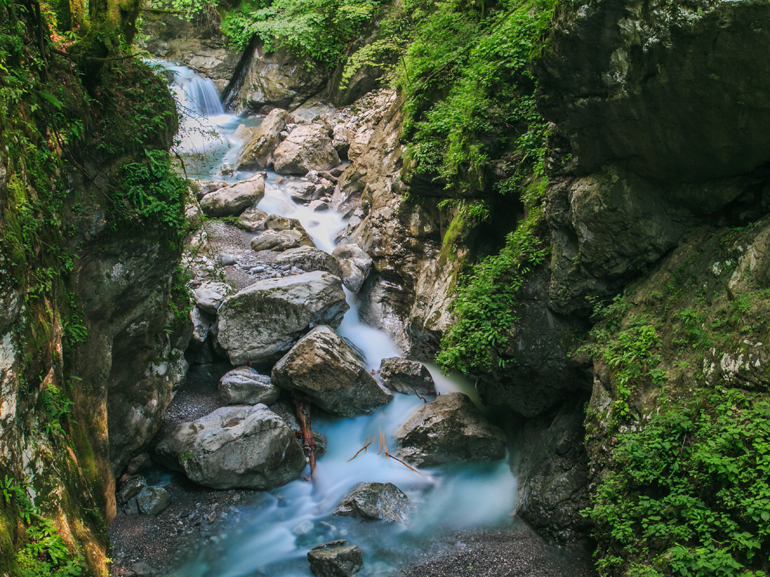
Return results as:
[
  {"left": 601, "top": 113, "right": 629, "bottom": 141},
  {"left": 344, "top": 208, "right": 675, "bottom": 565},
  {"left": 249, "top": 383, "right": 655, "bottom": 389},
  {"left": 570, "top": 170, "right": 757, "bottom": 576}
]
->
[{"left": 590, "top": 390, "right": 770, "bottom": 577}]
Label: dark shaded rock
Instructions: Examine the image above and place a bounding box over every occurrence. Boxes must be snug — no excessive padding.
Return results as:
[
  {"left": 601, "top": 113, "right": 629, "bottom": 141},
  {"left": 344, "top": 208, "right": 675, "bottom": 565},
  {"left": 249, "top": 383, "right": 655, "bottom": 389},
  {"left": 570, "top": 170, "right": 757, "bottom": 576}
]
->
[
  {"left": 271, "top": 326, "right": 393, "bottom": 416},
  {"left": 394, "top": 393, "right": 506, "bottom": 467},
  {"left": 377, "top": 357, "right": 435, "bottom": 396},
  {"left": 307, "top": 541, "right": 364, "bottom": 577},
  {"left": 333, "top": 482, "right": 410, "bottom": 523},
  {"left": 136, "top": 486, "right": 171, "bottom": 516},
  {"left": 514, "top": 398, "right": 592, "bottom": 544},
  {"left": 117, "top": 475, "right": 146, "bottom": 505}
]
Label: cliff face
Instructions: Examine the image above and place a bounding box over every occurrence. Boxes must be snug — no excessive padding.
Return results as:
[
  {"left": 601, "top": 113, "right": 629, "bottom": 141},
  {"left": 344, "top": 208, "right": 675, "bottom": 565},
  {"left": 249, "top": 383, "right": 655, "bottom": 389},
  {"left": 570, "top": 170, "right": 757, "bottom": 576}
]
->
[
  {"left": 333, "top": 0, "right": 770, "bottom": 555},
  {"left": 0, "top": 6, "right": 187, "bottom": 570}
]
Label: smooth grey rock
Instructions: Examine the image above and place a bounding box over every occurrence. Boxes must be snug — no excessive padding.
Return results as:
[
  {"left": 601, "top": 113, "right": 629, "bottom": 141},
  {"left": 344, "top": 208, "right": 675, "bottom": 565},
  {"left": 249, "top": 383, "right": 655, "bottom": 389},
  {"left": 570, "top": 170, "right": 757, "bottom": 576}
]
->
[
  {"left": 217, "top": 253, "right": 237, "bottom": 266},
  {"left": 273, "top": 124, "right": 340, "bottom": 175},
  {"left": 251, "top": 229, "right": 305, "bottom": 252},
  {"left": 333, "top": 482, "right": 409, "bottom": 523},
  {"left": 293, "top": 519, "right": 315, "bottom": 535},
  {"left": 309, "top": 200, "right": 330, "bottom": 212},
  {"left": 287, "top": 181, "right": 317, "bottom": 202},
  {"left": 332, "top": 244, "right": 372, "bottom": 294},
  {"left": 377, "top": 358, "right": 435, "bottom": 396},
  {"left": 200, "top": 176, "right": 265, "bottom": 217},
  {"left": 154, "top": 405, "right": 306, "bottom": 490},
  {"left": 219, "top": 366, "right": 280, "bottom": 405},
  {"left": 394, "top": 393, "right": 506, "bottom": 467},
  {"left": 194, "top": 181, "right": 228, "bottom": 200},
  {"left": 129, "top": 561, "right": 157, "bottom": 576},
  {"left": 308, "top": 541, "right": 363, "bottom": 577},
  {"left": 193, "top": 282, "right": 229, "bottom": 314},
  {"left": 216, "top": 272, "right": 349, "bottom": 365},
  {"left": 237, "top": 205, "right": 269, "bottom": 232},
  {"left": 136, "top": 486, "right": 171, "bottom": 516},
  {"left": 236, "top": 109, "right": 289, "bottom": 170},
  {"left": 273, "top": 247, "right": 343, "bottom": 277},
  {"left": 117, "top": 475, "right": 146, "bottom": 504},
  {"left": 272, "top": 326, "right": 392, "bottom": 417}
]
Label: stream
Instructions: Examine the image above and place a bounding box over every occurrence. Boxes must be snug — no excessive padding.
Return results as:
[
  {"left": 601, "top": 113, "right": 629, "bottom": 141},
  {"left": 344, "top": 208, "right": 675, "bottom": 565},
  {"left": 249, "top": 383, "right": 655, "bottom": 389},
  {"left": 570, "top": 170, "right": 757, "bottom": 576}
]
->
[{"left": 157, "top": 62, "right": 518, "bottom": 577}]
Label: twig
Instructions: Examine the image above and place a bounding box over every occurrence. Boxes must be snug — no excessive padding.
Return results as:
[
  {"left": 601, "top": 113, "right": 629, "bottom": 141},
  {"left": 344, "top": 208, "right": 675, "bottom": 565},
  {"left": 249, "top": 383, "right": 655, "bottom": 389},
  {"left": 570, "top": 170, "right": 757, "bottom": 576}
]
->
[
  {"left": 412, "top": 388, "right": 428, "bottom": 404},
  {"left": 347, "top": 437, "right": 374, "bottom": 462},
  {"left": 292, "top": 392, "right": 317, "bottom": 481},
  {"left": 385, "top": 452, "right": 427, "bottom": 477}
]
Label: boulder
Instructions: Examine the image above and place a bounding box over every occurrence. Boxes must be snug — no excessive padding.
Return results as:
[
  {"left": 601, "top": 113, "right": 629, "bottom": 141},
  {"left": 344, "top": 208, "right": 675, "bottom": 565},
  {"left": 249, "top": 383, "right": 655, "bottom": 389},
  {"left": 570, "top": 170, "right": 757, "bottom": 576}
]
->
[
  {"left": 377, "top": 358, "right": 435, "bottom": 396},
  {"left": 200, "top": 176, "right": 265, "bottom": 217},
  {"left": 216, "top": 272, "right": 349, "bottom": 365},
  {"left": 287, "top": 181, "right": 317, "bottom": 202},
  {"left": 154, "top": 405, "right": 306, "bottom": 490},
  {"left": 394, "top": 393, "right": 507, "bottom": 467},
  {"left": 307, "top": 541, "right": 363, "bottom": 577},
  {"left": 332, "top": 244, "right": 372, "bottom": 294},
  {"left": 309, "top": 199, "right": 330, "bottom": 212},
  {"left": 117, "top": 475, "right": 146, "bottom": 504},
  {"left": 219, "top": 366, "right": 280, "bottom": 405},
  {"left": 273, "top": 124, "right": 340, "bottom": 175},
  {"left": 194, "top": 180, "right": 228, "bottom": 200},
  {"left": 333, "top": 482, "right": 410, "bottom": 523},
  {"left": 193, "top": 282, "right": 229, "bottom": 314},
  {"left": 271, "top": 326, "right": 393, "bottom": 417},
  {"left": 236, "top": 109, "right": 290, "bottom": 171},
  {"left": 136, "top": 486, "right": 171, "bottom": 516},
  {"left": 250, "top": 229, "right": 305, "bottom": 252},
  {"left": 237, "top": 206, "right": 269, "bottom": 232},
  {"left": 273, "top": 247, "right": 343, "bottom": 277},
  {"left": 189, "top": 306, "right": 213, "bottom": 347}
]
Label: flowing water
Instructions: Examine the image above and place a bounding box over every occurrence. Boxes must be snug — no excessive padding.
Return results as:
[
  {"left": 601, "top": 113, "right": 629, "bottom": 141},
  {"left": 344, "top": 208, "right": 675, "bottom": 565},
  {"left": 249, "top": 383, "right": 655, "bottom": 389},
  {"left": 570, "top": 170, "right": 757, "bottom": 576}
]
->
[{"left": 160, "top": 63, "right": 518, "bottom": 577}]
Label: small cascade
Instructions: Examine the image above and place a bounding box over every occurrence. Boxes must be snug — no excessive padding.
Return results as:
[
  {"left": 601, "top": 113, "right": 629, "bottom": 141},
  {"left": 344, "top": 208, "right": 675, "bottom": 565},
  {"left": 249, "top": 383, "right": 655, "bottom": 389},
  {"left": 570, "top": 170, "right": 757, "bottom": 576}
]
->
[{"left": 169, "top": 64, "right": 225, "bottom": 117}]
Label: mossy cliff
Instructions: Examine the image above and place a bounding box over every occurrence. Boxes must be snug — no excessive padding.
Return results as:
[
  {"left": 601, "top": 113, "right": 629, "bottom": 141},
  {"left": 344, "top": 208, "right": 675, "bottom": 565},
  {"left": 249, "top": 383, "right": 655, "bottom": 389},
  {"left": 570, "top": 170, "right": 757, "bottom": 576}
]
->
[
  {"left": 330, "top": 0, "right": 770, "bottom": 565},
  {"left": 0, "top": 2, "right": 187, "bottom": 574}
]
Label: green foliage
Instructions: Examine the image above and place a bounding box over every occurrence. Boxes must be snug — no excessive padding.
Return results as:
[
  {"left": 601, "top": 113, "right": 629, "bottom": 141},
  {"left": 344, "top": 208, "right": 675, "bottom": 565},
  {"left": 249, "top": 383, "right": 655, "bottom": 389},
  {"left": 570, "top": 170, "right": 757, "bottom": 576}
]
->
[
  {"left": 221, "top": 0, "right": 383, "bottom": 65},
  {"left": 437, "top": 202, "right": 548, "bottom": 374},
  {"left": 40, "top": 383, "right": 75, "bottom": 439},
  {"left": 115, "top": 149, "right": 189, "bottom": 240},
  {"left": 398, "top": 0, "right": 556, "bottom": 195},
  {"left": 590, "top": 390, "right": 770, "bottom": 577}
]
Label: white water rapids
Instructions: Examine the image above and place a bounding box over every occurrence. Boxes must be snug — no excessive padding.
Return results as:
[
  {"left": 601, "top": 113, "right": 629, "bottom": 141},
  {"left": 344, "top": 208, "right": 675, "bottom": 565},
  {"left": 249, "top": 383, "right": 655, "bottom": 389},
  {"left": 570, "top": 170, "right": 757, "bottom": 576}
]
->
[{"left": 159, "top": 63, "right": 518, "bottom": 577}]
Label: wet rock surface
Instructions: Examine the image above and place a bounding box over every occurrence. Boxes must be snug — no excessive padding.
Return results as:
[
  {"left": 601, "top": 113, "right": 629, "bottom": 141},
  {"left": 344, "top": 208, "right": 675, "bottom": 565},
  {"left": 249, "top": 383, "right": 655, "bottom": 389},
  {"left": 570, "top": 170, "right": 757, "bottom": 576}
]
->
[
  {"left": 307, "top": 541, "right": 364, "bottom": 577},
  {"left": 332, "top": 244, "right": 372, "bottom": 294},
  {"left": 218, "top": 366, "right": 280, "bottom": 405},
  {"left": 154, "top": 405, "right": 306, "bottom": 490},
  {"left": 216, "top": 271, "right": 349, "bottom": 365},
  {"left": 377, "top": 358, "right": 435, "bottom": 396},
  {"left": 394, "top": 393, "right": 506, "bottom": 467},
  {"left": 136, "top": 486, "right": 172, "bottom": 516},
  {"left": 272, "top": 326, "right": 393, "bottom": 416},
  {"left": 273, "top": 246, "right": 344, "bottom": 277},
  {"left": 333, "top": 482, "right": 410, "bottom": 523}
]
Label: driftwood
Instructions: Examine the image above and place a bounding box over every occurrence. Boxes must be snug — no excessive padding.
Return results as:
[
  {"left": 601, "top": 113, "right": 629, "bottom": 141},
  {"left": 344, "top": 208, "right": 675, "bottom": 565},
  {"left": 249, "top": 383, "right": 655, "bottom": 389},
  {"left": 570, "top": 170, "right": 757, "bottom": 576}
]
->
[
  {"left": 348, "top": 431, "right": 426, "bottom": 477},
  {"left": 292, "top": 392, "right": 317, "bottom": 480}
]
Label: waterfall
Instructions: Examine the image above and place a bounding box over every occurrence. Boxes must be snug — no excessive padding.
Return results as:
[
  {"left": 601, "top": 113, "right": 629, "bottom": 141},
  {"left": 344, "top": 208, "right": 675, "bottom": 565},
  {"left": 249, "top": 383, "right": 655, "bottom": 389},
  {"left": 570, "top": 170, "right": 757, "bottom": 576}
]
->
[{"left": 168, "top": 64, "right": 225, "bottom": 117}]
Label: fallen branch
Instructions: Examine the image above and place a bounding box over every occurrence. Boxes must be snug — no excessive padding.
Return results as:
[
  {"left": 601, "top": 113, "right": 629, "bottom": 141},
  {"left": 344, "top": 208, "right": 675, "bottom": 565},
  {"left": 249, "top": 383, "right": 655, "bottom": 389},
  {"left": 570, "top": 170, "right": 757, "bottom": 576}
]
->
[
  {"left": 412, "top": 388, "right": 428, "bottom": 404},
  {"left": 385, "top": 452, "right": 427, "bottom": 477},
  {"left": 347, "top": 436, "right": 374, "bottom": 462},
  {"left": 347, "top": 430, "right": 426, "bottom": 477},
  {"left": 292, "top": 392, "right": 317, "bottom": 481}
]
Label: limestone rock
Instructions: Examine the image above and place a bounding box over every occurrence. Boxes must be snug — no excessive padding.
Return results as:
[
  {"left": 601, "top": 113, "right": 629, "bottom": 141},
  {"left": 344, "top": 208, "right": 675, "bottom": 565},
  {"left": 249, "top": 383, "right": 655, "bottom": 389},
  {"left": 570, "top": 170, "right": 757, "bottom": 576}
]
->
[
  {"left": 219, "top": 366, "right": 280, "bottom": 405},
  {"left": 227, "top": 44, "right": 329, "bottom": 113},
  {"left": 250, "top": 229, "right": 306, "bottom": 252},
  {"left": 154, "top": 405, "right": 306, "bottom": 490},
  {"left": 193, "top": 282, "right": 229, "bottom": 314},
  {"left": 273, "top": 124, "right": 340, "bottom": 175},
  {"left": 307, "top": 541, "right": 363, "bottom": 577},
  {"left": 216, "top": 272, "right": 349, "bottom": 365},
  {"left": 394, "top": 393, "right": 506, "bottom": 467},
  {"left": 237, "top": 206, "right": 269, "bottom": 232},
  {"left": 273, "top": 247, "right": 343, "bottom": 278},
  {"left": 136, "top": 486, "right": 171, "bottom": 516},
  {"left": 333, "top": 482, "right": 410, "bottom": 523},
  {"left": 377, "top": 358, "right": 435, "bottom": 396},
  {"left": 236, "top": 109, "right": 289, "bottom": 171},
  {"left": 271, "top": 326, "right": 393, "bottom": 416},
  {"left": 332, "top": 244, "right": 372, "bottom": 294},
  {"left": 200, "top": 177, "right": 265, "bottom": 217},
  {"left": 189, "top": 306, "right": 213, "bottom": 347},
  {"left": 287, "top": 181, "right": 317, "bottom": 202}
]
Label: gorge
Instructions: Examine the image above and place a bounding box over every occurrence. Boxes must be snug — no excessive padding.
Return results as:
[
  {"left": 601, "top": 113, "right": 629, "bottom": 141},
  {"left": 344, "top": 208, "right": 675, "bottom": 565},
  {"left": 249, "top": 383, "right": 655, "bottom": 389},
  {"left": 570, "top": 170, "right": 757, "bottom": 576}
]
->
[{"left": 1, "top": 0, "right": 770, "bottom": 576}]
